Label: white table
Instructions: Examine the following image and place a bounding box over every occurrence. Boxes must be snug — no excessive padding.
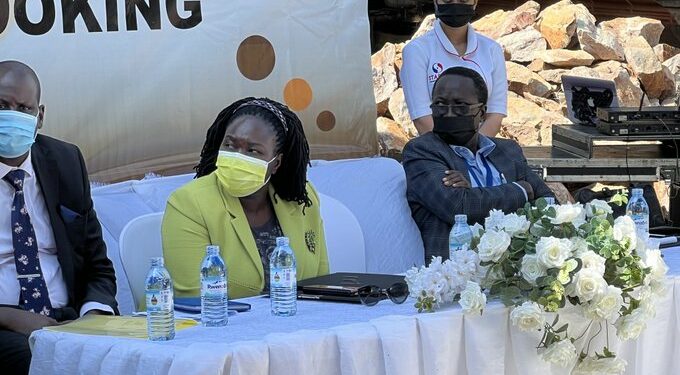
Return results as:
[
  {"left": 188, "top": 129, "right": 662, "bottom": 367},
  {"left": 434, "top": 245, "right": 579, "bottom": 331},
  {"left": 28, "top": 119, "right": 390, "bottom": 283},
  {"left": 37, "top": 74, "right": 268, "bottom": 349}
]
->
[{"left": 28, "top": 252, "right": 680, "bottom": 375}]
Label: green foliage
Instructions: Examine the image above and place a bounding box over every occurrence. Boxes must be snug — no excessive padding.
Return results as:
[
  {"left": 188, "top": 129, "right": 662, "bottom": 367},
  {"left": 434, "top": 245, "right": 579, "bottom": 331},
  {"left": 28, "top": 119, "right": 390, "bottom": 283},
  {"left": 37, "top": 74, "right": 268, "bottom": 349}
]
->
[
  {"left": 414, "top": 293, "right": 437, "bottom": 313},
  {"left": 609, "top": 192, "right": 628, "bottom": 207},
  {"left": 464, "top": 196, "right": 658, "bottom": 371}
]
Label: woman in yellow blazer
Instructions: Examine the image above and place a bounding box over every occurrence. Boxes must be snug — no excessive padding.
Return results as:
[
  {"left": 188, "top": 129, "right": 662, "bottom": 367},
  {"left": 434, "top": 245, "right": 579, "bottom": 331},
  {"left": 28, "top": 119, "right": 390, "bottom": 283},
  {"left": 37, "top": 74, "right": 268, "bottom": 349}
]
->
[{"left": 162, "top": 97, "right": 329, "bottom": 299}]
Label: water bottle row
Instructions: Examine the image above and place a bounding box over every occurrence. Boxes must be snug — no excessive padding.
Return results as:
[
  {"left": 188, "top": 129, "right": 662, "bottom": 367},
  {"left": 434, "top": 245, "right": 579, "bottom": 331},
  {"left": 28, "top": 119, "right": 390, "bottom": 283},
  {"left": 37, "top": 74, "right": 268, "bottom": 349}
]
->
[{"left": 145, "top": 236, "right": 298, "bottom": 341}]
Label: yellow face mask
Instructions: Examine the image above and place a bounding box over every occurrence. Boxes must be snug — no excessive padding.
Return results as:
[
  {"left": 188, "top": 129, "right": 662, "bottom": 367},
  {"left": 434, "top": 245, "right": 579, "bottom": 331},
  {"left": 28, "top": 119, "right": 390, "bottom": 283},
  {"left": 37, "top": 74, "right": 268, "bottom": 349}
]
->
[{"left": 215, "top": 151, "right": 276, "bottom": 197}]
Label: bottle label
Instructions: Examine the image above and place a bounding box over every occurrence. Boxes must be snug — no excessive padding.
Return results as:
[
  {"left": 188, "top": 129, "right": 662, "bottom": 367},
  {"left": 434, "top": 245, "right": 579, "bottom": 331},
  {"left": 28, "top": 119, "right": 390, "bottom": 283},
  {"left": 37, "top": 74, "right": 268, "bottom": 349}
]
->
[
  {"left": 450, "top": 242, "right": 468, "bottom": 252},
  {"left": 631, "top": 214, "right": 649, "bottom": 232},
  {"left": 201, "top": 276, "right": 227, "bottom": 298},
  {"left": 271, "top": 267, "right": 296, "bottom": 288},
  {"left": 146, "top": 289, "right": 172, "bottom": 312}
]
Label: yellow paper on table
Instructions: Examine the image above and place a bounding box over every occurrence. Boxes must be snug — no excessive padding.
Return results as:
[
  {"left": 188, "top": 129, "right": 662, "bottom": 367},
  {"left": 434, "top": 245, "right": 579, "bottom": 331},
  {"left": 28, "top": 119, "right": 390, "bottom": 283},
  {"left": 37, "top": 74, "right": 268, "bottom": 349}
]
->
[{"left": 44, "top": 315, "right": 198, "bottom": 339}]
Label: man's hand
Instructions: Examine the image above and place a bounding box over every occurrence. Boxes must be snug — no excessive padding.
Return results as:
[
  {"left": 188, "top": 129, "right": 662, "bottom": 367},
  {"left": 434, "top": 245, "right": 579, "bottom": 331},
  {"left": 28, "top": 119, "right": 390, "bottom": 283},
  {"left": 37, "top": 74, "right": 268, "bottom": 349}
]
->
[
  {"left": 443, "top": 170, "right": 471, "bottom": 188},
  {"left": 516, "top": 180, "right": 535, "bottom": 201},
  {"left": 0, "top": 307, "right": 59, "bottom": 336}
]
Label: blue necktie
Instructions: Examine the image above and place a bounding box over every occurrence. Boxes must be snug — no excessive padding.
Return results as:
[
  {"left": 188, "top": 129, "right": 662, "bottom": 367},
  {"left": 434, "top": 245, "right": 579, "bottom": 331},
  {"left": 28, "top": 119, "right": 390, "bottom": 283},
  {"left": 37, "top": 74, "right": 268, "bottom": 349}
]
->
[{"left": 4, "top": 169, "right": 53, "bottom": 317}]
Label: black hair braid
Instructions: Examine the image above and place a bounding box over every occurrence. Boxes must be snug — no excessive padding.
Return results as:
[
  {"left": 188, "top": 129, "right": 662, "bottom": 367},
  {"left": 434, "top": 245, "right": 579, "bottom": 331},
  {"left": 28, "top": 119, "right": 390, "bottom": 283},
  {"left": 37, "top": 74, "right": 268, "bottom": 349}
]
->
[{"left": 194, "top": 97, "right": 312, "bottom": 208}]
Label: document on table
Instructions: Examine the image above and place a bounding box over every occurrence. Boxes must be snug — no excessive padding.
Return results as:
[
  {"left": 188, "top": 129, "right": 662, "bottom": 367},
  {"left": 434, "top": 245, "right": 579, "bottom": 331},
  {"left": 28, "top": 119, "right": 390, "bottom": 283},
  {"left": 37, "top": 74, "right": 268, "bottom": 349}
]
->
[{"left": 44, "top": 315, "right": 198, "bottom": 339}]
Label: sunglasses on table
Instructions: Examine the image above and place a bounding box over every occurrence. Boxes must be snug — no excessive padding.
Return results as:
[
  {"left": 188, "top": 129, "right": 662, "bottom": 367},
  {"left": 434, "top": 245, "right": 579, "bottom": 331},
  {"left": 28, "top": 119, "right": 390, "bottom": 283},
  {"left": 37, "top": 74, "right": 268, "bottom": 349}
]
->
[{"left": 357, "top": 282, "right": 409, "bottom": 306}]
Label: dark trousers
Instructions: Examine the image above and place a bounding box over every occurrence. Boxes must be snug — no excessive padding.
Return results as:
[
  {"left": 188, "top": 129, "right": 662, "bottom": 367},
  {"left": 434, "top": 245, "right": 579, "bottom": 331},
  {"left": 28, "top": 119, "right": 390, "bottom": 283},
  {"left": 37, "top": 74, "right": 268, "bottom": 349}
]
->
[
  {"left": 0, "top": 306, "right": 77, "bottom": 375},
  {"left": 0, "top": 330, "right": 31, "bottom": 375}
]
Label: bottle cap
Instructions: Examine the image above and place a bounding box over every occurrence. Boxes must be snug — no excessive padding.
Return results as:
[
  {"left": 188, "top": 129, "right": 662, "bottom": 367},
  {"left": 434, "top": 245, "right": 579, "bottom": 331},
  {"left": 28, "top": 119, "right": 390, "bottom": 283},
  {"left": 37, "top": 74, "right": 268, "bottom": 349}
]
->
[
  {"left": 454, "top": 214, "right": 468, "bottom": 223},
  {"left": 206, "top": 245, "right": 220, "bottom": 254},
  {"left": 150, "top": 257, "right": 164, "bottom": 267},
  {"left": 632, "top": 188, "right": 643, "bottom": 196}
]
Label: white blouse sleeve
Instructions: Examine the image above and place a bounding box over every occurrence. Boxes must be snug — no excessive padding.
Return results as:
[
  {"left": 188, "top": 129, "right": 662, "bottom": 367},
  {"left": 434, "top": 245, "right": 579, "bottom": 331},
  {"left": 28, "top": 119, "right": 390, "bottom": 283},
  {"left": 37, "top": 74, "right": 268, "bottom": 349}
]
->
[
  {"left": 400, "top": 41, "right": 432, "bottom": 121},
  {"left": 487, "top": 43, "right": 508, "bottom": 116}
]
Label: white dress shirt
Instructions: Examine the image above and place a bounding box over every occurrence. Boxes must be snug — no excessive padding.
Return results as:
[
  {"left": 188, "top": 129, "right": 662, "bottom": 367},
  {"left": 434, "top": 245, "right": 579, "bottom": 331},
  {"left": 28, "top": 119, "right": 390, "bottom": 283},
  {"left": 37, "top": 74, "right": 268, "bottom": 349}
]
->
[
  {"left": 449, "top": 135, "right": 528, "bottom": 201},
  {"left": 0, "top": 153, "right": 112, "bottom": 316}
]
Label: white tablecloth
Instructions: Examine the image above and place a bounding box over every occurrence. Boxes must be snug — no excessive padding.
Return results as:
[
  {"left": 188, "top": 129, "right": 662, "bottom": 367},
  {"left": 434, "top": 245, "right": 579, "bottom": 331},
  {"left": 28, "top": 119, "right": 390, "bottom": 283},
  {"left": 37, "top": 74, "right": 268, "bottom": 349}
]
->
[{"left": 28, "top": 253, "right": 680, "bottom": 375}]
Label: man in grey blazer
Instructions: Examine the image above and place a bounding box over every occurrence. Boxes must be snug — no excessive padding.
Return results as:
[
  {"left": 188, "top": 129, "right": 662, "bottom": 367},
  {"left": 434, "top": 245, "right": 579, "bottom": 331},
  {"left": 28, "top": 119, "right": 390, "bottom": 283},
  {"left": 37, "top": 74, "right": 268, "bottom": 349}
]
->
[{"left": 402, "top": 67, "right": 553, "bottom": 263}]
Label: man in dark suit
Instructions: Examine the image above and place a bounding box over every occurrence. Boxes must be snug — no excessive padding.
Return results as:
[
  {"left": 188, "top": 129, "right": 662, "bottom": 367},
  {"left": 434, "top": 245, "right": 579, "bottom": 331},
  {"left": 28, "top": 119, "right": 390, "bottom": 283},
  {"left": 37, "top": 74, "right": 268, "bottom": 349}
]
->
[
  {"left": 403, "top": 66, "right": 553, "bottom": 263},
  {"left": 0, "top": 61, "right": 117, "bottom": 374}
]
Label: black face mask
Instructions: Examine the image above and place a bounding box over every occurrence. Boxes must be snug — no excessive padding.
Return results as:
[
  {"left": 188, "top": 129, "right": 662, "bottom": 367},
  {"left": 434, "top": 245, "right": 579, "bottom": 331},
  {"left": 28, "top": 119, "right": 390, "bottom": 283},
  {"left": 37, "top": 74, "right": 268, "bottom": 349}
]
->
[
  {"left": 435, "top": 3, "right": 476, "bottom": 28},
  {"left": 433, "top": 113, "right": 482, "bottom": 145}
]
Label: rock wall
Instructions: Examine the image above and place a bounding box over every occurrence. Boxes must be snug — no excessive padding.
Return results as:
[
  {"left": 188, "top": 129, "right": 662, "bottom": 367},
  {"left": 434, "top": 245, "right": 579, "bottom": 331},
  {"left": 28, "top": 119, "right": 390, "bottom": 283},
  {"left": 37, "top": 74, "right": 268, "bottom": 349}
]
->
[{"left": 373, "top": 0, "right": 679, "bottom": 155}]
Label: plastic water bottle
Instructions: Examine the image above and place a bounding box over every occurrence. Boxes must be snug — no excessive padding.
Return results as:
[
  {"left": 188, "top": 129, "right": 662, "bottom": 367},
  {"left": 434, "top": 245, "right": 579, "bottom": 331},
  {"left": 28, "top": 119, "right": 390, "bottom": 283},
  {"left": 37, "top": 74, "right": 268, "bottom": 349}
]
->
[
  {"left": 145, "top": 257, "right": 175, "bottom": 341},
  {"left": 545, "top": 197, "right": 556, "bottom": 205},
  {"left": 449, "top": 214, "right": 473, "bottom": 258},
  {"left": 200, "top": 245, "right": 228, "bottom": 327},
  {"left": 270, "top": 237, "right": 297, "bottom": 316},
  {"left": 626, "top": 188, "right": 650, "bottom": 238}
]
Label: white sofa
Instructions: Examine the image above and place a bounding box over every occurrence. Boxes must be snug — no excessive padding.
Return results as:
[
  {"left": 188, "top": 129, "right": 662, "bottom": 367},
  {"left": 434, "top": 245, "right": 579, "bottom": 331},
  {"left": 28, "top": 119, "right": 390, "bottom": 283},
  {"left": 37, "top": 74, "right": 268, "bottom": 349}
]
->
[{"left": 92, "top": 157, "right": 425, "bottom": 314}]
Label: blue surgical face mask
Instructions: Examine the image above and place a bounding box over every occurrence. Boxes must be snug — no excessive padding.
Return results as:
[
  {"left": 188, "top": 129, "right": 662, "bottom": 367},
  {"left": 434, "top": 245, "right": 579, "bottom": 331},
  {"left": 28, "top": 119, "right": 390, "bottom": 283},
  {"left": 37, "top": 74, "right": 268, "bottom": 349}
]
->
[{"left": 0, "top": 110, "right": 39, "bottom": 158}]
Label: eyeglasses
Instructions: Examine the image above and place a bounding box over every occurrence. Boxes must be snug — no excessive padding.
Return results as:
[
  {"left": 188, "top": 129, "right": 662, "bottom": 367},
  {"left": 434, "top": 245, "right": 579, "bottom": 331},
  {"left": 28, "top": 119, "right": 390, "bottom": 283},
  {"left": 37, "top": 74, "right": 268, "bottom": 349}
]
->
[
  {"left": 357, "top": 283, "right": 409, "bottom": 306},
  {"left": 430, "top": 103, "right": 484, "bottom": 117}
]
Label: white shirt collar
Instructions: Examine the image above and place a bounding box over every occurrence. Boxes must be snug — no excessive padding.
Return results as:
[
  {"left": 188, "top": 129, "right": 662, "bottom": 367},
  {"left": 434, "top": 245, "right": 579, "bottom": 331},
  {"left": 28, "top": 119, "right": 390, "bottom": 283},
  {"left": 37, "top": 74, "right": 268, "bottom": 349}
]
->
[
  {"left": 0, "top": 151, "right": 34, "bottom": 180},
  {"left": 434, "top": 20, "right": 479, "bottom": 57}
]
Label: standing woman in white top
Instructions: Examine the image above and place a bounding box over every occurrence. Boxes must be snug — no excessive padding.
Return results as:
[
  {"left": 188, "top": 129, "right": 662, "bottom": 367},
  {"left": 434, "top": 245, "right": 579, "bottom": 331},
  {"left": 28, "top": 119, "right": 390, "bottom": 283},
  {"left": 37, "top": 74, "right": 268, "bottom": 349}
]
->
[{"left": 401, "top": 0, "right": 507, "bottom": 136}]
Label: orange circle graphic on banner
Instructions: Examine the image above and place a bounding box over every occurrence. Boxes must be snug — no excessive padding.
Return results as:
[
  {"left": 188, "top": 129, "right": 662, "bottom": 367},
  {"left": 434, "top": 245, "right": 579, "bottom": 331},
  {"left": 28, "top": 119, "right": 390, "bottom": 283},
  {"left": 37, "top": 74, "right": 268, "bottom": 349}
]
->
[
  {"left": 283, "top": 78, "right": 313, "bottom": 111},
  {"left": 316, "top": 111, "right": 336, "bottom": 131},
  {"left": 236, "top": 35, "right": 276, "bottom": 81}
]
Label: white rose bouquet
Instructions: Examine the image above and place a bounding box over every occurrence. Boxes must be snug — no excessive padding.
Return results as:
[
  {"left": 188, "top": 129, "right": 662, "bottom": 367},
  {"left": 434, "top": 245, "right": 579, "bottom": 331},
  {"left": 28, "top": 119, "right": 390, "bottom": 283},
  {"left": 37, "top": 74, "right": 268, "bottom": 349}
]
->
[
  {"left": 407, "top": 194, "right": 668, "bottom": 374},
  {"left": 405, "top": 250, "right": 482, "bottom": 313}
]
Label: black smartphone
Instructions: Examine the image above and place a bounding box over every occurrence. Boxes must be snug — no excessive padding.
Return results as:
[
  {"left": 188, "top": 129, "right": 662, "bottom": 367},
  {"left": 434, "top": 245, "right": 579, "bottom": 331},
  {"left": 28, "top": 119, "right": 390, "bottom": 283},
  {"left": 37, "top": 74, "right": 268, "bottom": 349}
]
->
[{"left": 174, "top": 297, "right": 251, "bottom": 313}]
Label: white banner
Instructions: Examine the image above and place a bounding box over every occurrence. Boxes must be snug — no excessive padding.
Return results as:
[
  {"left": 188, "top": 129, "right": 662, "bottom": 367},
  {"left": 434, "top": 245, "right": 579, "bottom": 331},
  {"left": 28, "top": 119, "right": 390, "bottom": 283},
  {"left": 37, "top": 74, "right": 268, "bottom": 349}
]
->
[{"left": 0, "top": 0, "right": 377, "bottom": 181}]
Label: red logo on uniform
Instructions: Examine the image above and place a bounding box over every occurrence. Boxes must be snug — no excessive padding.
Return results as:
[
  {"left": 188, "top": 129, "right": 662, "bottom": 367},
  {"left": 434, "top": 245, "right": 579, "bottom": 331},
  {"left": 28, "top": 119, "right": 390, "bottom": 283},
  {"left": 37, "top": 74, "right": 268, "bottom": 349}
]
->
[{"left": 428, "top": 62, "right": 444, "bottom": 83}]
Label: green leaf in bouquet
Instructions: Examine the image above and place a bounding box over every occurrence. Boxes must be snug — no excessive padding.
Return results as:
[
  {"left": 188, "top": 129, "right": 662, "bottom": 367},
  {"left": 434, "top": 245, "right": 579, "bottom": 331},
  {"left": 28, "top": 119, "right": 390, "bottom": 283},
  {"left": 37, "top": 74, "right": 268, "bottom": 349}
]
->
[
  {"left": 629, "top": 298, "right": 640, "bottom": 312},
  {"left": 545, "top": 301, "right": 560, "bottom": 312},
  {"left": 518, "top": 278, "right": 534, "bottom": 291},
  {"left": 557, "top": 296, "right": 566, "bottom": 308},
  {"left": 545, "top": 206, "right": 557, "bottom": 218},
  {"left": 556, "top": 269, "right": 571, "bottom": 285},
  {"left": 599, "top": 246, "right": 613, "bottom": 259},
  {"left": 530, "top": 223, "right": 549, "bottom": 238},
  {"left": 560, "top": 224, "right": 574, "bottom": 238},
  {"left": 555, "top": 323, "right": 569, "bottom": 334},
  {"left": 500, "top": 286, "right": 523, "bottom": 306},
  {"left": 609, "top": 192, "right": 628, "bottom": 207},
  {"left": 602, "top": 346, "right": 616, "bottom": 358},
  {"left": 510, "top": 238, "right": 527, "bottom": 253},
  {"left": 567, "top": 296, "right": 580, "bottom": 306},
  {"left": 536, "top": 198, "right": 548, "bottom": 211},
  {"left": 502, "top": 262, "right": 517, "bottom": 277},
  {"left": 479, "top": 260, "right": 494, "bottom": 267},
  {"left": 536, "top": 275, "right": 556, "bottom": 288},
  {"left": 529, "top": 289, "right": 542, "bottom": 302},
  {"left": 565, "top": 258, "right": 581, "bottom": 275},
  {"left": 470, "top": 236, "right": 480, "bottom": 250},
  {"left": 489, "top": 279, "right": 506, "bottom": 297},
  {"left": 544, "top": 332, "right": 556, "bottom": 347}
]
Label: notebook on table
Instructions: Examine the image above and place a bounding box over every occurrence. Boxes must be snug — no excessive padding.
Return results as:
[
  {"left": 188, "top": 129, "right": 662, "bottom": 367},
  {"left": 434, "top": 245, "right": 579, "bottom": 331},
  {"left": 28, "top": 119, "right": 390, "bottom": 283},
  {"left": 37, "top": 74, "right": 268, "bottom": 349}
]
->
[{"left": 297, "top": 272, "right": 406, "bottom": 303}]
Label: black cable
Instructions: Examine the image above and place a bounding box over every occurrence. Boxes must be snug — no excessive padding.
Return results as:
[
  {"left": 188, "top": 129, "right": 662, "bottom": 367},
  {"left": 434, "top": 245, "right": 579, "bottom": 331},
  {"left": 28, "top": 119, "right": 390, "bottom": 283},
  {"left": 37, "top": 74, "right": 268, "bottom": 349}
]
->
[
  {"left": 655, "top": 116, "right": 680, "bottom": 200},
  {"left": 625, "top": 129, "right": 631, "bottom": 185},
  {"left": 629, "top": 79, "right": 649, "bottom": 187}
]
